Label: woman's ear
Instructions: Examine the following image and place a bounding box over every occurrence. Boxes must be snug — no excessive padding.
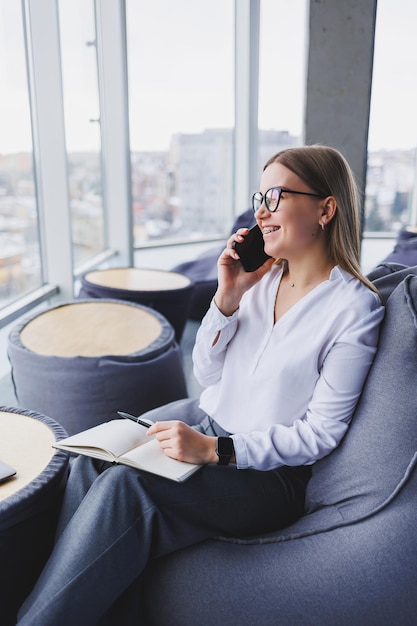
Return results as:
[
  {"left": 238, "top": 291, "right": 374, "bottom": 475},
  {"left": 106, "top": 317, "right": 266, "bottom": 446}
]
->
[{"left": 321, "top": 196, "right": 337, "bottom": 226}]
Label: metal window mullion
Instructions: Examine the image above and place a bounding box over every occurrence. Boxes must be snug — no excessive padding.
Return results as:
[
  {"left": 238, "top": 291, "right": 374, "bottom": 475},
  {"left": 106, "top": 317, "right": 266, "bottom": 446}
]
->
[
  {"left": 24, "top": 0, "right": 74, "bottom": 300},
  {"left": 234, "top": 0, "right": 260, "bottom": 217},
  {"left": 95, "top": 0, "right": 133, "bottom": 267}
]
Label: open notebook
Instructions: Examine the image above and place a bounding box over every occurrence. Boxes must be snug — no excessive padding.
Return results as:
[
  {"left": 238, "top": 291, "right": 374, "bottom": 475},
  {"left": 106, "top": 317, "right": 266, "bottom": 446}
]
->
[{"left": 54, "top": 419, "right": 201, "bottom": 482}]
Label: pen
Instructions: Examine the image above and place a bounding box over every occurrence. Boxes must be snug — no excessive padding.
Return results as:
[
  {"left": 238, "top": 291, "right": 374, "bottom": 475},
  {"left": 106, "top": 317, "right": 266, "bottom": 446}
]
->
[{"left": 117, "top": 411, "right": 152, "bottom": 429}]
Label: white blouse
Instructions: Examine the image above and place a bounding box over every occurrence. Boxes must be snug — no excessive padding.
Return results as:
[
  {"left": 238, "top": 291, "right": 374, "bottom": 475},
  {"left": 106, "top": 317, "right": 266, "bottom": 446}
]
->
[{"left": 192, "top": 264, "right": 385, "bottom": 471}]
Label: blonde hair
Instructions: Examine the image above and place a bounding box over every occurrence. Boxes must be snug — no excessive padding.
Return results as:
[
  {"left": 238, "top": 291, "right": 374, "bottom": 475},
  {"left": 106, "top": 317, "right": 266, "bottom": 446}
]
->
[{"left": 264, "top": 145, "right": 378, "bottom": 294}]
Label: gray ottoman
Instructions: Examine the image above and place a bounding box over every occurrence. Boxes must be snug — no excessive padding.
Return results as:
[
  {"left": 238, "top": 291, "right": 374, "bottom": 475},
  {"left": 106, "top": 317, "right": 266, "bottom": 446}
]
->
[
  {"left": 79, "top": 267, "right": 194, "bottom": 342},
  {"left": 8, "top": 300, "right": 188, "bottom": 435},
  {"left": 0, "top": 407, "right": 68, "bottom": 626}
]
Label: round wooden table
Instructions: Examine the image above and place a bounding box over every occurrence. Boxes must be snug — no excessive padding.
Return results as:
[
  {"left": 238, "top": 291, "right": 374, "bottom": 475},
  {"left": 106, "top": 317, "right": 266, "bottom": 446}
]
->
[
  {"left": 80, "top": 267, "right": 194, "bottom": 341},
  {"left": 19, "top": 300, "right": 163, "bottom": 357},
  {"left": 8, "top": 300, "right": 188, "bottom": 436},
  {"left": 0, "top": 407, "right": 68, "bottom": 626}
]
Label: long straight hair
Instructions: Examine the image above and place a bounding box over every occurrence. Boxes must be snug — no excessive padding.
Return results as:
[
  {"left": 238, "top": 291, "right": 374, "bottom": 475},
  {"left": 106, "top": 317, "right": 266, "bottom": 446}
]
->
[{"left": 264, "top": 145, "right": 378, "bottom": 294}]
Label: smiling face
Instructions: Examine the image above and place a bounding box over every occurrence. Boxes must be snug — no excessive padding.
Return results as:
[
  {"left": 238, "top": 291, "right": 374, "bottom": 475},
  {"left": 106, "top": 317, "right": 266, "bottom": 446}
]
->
[{"left": 255, "top": 162, "right": 326, "bottom": 261}]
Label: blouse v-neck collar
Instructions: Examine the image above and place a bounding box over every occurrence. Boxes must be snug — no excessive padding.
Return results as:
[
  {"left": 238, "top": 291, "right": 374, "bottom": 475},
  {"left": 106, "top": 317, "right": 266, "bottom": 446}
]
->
[{"left": 271, "top": 263, "right": 349, "bottom": 327}]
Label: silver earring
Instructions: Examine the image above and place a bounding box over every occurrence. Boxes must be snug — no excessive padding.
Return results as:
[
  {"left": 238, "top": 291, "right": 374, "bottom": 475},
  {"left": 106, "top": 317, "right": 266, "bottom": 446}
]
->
[{"left": 320, "top": 222, "right": 325, "bottom": 231}]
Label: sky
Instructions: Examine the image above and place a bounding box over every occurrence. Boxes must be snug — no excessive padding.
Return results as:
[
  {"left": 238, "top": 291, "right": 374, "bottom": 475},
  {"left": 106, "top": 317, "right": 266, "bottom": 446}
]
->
[{"left": 1, "top": 0, "right": 417, "bottom": 154}]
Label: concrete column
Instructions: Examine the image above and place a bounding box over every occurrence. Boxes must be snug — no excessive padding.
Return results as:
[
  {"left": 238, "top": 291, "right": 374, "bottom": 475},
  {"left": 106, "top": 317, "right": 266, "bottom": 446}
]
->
[{"left": 305, "top": 0, "right": 377, "bottom": 223}]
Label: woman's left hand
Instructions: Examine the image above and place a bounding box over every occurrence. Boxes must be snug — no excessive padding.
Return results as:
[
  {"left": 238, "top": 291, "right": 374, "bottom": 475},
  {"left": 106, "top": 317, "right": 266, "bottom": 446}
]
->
[{"left": 147, "top": 421, "right": 218, "bottom": 465}]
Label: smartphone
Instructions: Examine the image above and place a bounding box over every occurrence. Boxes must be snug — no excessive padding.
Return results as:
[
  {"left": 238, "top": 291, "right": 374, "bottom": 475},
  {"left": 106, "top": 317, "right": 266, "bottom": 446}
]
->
[{"left": 232, "top": 224, "right": 272, "bottom": 272}]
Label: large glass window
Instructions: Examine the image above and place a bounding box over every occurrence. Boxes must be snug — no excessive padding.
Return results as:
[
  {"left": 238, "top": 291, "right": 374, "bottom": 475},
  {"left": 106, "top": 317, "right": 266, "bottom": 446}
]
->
[
  {"left": 257, "top": 0, "right": 307, "bottom": 172},
  {"left": 58, "top": 0, "right": 105, "bottom": 268},
  {"left": 0, "top": 0, "right": 42, "bottom": 309},
  {"left": 125, "top": 0, "right": 234, "bottom": 246},
  {"left": 365, "top": 0, "right": 417, "bottom": 234}
]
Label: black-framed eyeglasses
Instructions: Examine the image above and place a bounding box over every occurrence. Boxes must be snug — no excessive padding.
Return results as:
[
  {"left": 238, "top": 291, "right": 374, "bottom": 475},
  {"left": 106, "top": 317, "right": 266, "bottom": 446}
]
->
[{"left": 252, "top": 187, "right": 325, "bottom": 213}]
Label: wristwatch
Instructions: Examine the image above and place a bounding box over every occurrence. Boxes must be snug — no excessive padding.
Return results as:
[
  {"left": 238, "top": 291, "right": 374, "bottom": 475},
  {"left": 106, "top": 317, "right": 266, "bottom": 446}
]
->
[{"left": 216, "top": 437, "right": 235, "bottom": 465}]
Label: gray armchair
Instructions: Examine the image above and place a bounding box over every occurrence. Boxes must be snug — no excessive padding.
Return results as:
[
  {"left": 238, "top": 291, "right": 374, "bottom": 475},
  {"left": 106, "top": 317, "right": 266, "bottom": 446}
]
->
[{"left": 142, "top": 264, "right": 417, "bottom": 625}]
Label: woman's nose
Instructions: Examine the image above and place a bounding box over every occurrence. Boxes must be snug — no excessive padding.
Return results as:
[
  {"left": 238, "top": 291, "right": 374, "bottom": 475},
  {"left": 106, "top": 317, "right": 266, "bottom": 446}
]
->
[{"left": 254, "top": 202, "right": 268, "bottom": 218}]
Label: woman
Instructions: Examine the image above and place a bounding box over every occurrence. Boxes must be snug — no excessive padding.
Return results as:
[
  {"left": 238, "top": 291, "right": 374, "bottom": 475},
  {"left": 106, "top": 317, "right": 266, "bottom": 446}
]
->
[{"left": 18, "top": 145, "right": 384, "bottom": 625}]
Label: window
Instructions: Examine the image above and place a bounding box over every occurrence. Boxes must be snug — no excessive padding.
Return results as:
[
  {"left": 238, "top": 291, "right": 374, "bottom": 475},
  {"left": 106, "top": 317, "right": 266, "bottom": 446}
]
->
[
  {"left": 58, "top": 0, "right": 105, "bottom": 268},
  {"left": 257, "top": 0, "right": 307, "bottom": 172},
  {"left": 365, "top": 0, "right": 417, "bottom": 234},
  {"left": 125, "top": 0, "right": 234, "bottom": 245},
  {"left": 0, "top": 0, "right": 43, "bottom": 309}
]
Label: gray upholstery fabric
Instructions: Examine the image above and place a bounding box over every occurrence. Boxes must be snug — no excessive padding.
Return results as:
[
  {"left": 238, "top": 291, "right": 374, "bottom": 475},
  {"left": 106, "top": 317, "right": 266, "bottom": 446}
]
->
[
  {"left": 143, "top": 266, "right": 417, "bottom": 625},
  {"left": 144, "top": 471, "right": 417, "bottom": 625},
  {"left": 170, "top": 248, "right": 220, "bottom": 320},
  {"left": 0, "top": 407, "right": 68, "bottom": 626},
  {"left": 367, "top": 262, "right": 417, "bottom": 302},
  {"left": 304, "top": 273, "right": 417, "bottom": 524},
  {"left": 7, "top": 301, "right": 188, "bottom": 436},
  {"left": 382, "top": 227, "right": 417, "bottom": 266},
  {"left": 79, "top": 271, "right": 194, "bottom": 342}
]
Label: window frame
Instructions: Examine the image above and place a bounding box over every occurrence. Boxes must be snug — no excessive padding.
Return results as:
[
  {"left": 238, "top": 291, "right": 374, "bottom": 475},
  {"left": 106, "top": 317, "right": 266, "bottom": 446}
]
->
[{"left": 0, "top": 0, "right": 384, "bottom": 330}]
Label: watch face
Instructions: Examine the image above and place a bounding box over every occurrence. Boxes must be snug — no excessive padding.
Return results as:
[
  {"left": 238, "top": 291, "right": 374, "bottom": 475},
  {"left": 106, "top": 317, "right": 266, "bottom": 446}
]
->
[{"left": 217, "top": 437, "right": 234, "bottom": 456}]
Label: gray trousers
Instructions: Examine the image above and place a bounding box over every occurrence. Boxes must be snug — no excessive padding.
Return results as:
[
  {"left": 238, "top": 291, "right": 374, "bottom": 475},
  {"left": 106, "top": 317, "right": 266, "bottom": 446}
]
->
[{"left": 17, "top": 399, "right": 311, "bottom": 626}]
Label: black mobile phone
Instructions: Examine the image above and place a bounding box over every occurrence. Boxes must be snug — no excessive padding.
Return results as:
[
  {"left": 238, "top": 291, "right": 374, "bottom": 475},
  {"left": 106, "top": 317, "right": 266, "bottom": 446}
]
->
[{"left": 232, "top": 224, "right": 272, "bottom": 272}]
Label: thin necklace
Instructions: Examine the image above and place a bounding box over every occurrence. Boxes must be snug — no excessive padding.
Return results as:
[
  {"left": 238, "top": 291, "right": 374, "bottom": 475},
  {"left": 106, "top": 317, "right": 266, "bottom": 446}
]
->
[{"left": 288, "top": 269, "right": 331, "bottom": 289}]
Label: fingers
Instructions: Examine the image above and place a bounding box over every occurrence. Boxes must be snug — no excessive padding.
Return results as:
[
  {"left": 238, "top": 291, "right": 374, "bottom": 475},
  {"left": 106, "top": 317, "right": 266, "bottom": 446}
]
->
[
  {"left": 154, "top": 425, "right": 182, "bottom": 459},
  {"left": 227, "top": 227, "right": 250, "bottom": 251},
  {"left": 147, "top": 420, "right": 178, "bottom": 439},
  {"left": 147, "top": 421, "right": 212, "bottom": 464},
  {"left": 147, "top": 420, "right": 188, "bottom": 446},
  {"left": 220, "top": 228, "right": 250, "bottom": 263},
  {"left": 227, "top": 227, "right": 249, "bottom": 248},
  {"left": 147, "top": 421, "right": 179, "bottom": 459}
]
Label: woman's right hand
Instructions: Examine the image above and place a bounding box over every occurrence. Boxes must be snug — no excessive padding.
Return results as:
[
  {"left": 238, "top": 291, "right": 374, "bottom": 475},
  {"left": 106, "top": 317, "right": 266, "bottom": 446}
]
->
[{"left": 214, "top": 228, "right": 274, "bottom": 316}]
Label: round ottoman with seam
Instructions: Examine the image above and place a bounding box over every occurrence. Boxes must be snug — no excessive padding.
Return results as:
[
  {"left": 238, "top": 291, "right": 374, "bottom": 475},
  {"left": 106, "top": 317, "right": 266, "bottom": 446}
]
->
[
  {"left": 79, "top": 267, "right": 194, "bottom": 342},
  {"left": 7, "top": 299, "right": 188, "bottom": 436},
  {"left": 0, "top": 406, "right": 69, "bottom": 626},
  {"left": 171, "top": 248, "right": 220, "bottom": 320},
  {"left": 382, "top": 226, "right": 417, "bottom": 266}
]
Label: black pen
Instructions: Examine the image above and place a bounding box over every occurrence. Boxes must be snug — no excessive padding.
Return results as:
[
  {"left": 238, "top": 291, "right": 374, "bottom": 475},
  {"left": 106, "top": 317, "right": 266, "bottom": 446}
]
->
[{"left": 117, "top": 411, "right": 153, "bottom": 429}]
